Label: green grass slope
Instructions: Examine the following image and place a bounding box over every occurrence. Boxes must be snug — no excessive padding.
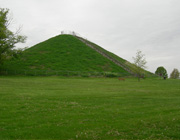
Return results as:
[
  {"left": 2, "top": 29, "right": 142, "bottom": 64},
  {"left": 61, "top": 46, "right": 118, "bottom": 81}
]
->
[
  {"left": 79, "top": 37, "right": 154, "bottom": 76},
  {"left": 1, "top": 35, "right": 130, "bottom": 76}
]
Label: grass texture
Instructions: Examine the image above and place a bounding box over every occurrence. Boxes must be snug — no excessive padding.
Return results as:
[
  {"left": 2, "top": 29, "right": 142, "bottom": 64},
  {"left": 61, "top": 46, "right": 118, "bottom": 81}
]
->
[
  {"left": 0, "top": 76, "right": 180, "bottom": 139},
  {"left": 2, "top": 35, "right": 129, "bottom": 75}
]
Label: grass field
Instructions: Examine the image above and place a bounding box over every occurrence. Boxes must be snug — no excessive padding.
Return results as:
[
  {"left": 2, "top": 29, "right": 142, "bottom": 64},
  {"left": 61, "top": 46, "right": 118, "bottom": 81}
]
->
[{"left": 0, "top": 76, "right": 180, "bottom": 140}]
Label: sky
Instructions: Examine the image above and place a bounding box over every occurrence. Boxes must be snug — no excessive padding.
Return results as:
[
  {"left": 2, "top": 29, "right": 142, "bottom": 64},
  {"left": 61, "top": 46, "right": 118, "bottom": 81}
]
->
[{"left": 1, "top": 0, "right": 180, "bottom": 75}]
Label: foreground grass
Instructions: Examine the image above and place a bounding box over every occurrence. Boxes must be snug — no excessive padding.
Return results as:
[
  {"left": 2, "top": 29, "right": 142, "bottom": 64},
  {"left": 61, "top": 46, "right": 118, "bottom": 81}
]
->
[{"left": 0, "top": 77, "right": 180, "bottom": 140}]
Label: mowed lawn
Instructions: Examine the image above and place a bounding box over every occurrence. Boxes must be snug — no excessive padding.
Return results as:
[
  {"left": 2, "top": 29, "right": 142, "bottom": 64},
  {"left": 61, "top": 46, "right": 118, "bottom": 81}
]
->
[{"left": 0, "top": 77, "right": 180, "bottom": 140}]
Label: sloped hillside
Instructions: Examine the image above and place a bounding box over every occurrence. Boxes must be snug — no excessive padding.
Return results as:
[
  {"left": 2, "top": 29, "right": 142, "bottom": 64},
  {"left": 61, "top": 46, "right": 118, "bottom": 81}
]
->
[{"left": 1, "top": 35, "right": 131, "bottom": 76}]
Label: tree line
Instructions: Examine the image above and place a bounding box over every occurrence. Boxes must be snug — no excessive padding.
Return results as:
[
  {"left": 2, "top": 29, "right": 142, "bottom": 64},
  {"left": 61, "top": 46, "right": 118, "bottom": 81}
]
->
[{"left": 133, "top": 50, "right": 179, "bottom": 80}]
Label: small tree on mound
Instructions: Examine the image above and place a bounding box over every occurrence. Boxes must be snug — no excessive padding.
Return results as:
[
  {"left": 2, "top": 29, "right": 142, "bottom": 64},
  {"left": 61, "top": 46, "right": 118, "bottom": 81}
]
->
[
  {"left": 170, "top": 68, "right": 179, "bottom": 79},
  {"left": 155, "top": 66, "right": 168, "bottom": 79}
]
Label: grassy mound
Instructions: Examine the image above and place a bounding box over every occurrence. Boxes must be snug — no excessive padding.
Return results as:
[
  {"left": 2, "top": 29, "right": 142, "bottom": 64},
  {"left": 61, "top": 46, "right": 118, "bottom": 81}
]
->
[{"left": 1, "top": 35, "right": 130, "bottom": 76}]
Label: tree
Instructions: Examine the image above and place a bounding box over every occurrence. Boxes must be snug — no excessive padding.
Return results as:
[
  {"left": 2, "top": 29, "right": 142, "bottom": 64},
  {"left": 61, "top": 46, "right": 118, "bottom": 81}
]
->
[
  {"left": 170, "top": 68, "right": 179, "bottom": 79},
  {"left": 155, "top": 66, "right": 168, "bottom": 79},
  {"left": 132, "top": 50, "right": 147, "bottom": 81},
  {"left": 0, "top": 8, "right": 26, "bottom": 68}
]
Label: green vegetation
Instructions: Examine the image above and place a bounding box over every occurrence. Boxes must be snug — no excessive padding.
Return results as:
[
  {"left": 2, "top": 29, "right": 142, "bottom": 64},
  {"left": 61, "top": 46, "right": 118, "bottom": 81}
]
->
[
  {"left": 0, "top": 76, "right": 180, "bottom": 139},
  {"left": 1, "top": 35, "right": 130, "bottom": 76},
  {"left": 0, "top": 8, "right": 26, "bottom": 67},
  {"left": 79, "top": 37, "right": 154, "bottom": 77},
  {"left": 170, "top": 68, "right": 179, "bottom": 79},
  {"left": 155, "top": 66, "right": 168, "bottom": 79},
  {"left": 82, "top": 38, "right": 127, "bottom": 63},
  {"left": 132, "top": 50, "right": 147, "bottom": 81}
]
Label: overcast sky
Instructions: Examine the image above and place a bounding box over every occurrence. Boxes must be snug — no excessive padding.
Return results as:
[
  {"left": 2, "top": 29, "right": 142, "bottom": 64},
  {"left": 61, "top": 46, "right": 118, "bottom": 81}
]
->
[{"left": 1, "top": 0, "right": 180, "bottom": 75}]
